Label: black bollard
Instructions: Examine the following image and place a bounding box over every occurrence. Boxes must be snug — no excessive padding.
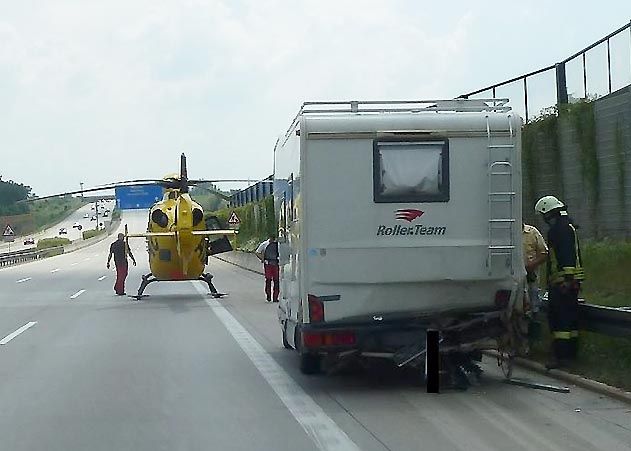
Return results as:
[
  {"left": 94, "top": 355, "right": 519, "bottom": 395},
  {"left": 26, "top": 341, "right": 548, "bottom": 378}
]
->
[{"left": 426, "top": 329, "right": 439, "bottom": 393}]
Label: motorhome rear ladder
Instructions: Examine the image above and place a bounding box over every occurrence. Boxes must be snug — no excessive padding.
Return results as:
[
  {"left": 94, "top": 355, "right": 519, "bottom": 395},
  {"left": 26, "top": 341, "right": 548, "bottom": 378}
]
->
[{"left": 487, "top": 114, "right": 516, "bottom": 275}]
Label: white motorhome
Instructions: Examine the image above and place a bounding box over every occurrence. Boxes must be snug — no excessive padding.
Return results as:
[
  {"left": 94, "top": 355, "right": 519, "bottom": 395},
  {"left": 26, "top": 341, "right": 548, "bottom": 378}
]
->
[{"left": 274, "top": 100, "right": 525, "bottom": 375}]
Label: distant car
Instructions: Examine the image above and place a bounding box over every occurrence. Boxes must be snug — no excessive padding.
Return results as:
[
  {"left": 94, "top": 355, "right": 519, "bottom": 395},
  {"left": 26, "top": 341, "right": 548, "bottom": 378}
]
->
[
  {"left": 103, "top": 211, "right": 109, "bottom": 217},
  {"left": 72, "top": 222, "right": 83, "bottom": 231},
  {"left": 91, "top": 215, "right": 97, "bottom": 221},
  {"left": 83, "top": 213, "right": 90, "bottom": 219},
  {"left": 59, "top": 228, "right": 67, "bottom": 235},
  {"left": 23, "top": 237, "right": 35, "bottom": 245}
]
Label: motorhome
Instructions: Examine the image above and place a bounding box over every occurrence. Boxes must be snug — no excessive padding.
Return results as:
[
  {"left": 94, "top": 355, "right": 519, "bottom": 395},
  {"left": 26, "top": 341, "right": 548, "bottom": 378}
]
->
[{"left": 274, "top": 100, "right": 525, "bottom": 376}]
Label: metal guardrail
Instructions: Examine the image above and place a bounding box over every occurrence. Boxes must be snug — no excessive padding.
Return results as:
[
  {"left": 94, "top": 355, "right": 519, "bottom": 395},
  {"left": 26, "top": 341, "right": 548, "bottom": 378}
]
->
[
  {"left": 578, "top": 303, "right": 631, "bottom": 337},
  {"left": 0, "top": 246, "right": 65, "bottom": 267},
  {"left": 460, "top": 20, "right": 631, "bottom": 122}
]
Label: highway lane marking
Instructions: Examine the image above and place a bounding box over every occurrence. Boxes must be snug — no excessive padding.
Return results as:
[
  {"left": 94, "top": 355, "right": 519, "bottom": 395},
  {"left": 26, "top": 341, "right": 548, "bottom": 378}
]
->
[
  {"left": 84, "top": 258, "right": 91, "bottom": 262},
  {"left": 0, "top": 322, "right": 38, "bottom": 345},
  {"left": 71, "top": 262, "right": 79, "bottom": 266},
  {"left": 50, "top": 268, "right": 61, "bottom": 273},
  {"left": 193, "top": 283, "right": 360, "bottom": 451},
  {"left": 70, "top": 289, "right": 86, "bottom": 299},
  {"left": 98, "top": 275, "right": 107, "bottom": 281},
  {"left": 16, "top": 277, "right": 32, "bottom": 283}
]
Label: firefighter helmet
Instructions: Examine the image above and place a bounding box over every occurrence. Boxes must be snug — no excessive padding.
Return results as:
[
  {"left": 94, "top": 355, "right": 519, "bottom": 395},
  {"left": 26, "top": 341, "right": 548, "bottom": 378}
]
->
[{"left": 534, "top": 195, "right": 565, "bottom": 215}]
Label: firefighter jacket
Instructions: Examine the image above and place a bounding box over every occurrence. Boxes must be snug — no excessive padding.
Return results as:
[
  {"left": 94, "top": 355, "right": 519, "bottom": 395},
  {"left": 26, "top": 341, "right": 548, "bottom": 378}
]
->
[{"left": 546, "top": 214, "right": 585, "bottom": 285}]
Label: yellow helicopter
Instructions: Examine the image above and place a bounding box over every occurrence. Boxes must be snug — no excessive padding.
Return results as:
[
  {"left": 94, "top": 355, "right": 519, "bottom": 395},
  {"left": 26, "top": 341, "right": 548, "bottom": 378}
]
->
[{"left": 30, "top": 153, "right": 250, "bottom": 299}]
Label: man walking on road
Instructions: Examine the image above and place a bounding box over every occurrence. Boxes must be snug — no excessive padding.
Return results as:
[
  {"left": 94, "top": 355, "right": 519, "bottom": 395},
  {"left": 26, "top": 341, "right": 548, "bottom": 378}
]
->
[
  {"left": 534, "top": 196, "right": 585, "bottom": 369},
  {"left": 107, "top": 233, "right": 136, "bottom": 295},
  {"left": 255, "top": 234, "right": 280, "bottom": 302}
]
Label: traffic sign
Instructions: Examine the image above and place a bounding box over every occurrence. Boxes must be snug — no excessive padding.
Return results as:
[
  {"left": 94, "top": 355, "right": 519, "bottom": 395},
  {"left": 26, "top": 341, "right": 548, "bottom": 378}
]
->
[
  {"left": 3, "top": 224, "right": 15, "bottom": 237},
  {"left": 228, "top": 211, "right": 241, "bottom": 226}
]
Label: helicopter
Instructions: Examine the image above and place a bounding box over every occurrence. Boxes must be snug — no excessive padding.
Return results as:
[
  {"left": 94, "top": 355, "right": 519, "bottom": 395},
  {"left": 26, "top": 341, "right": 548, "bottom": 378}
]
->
[{"left": 28, "top": 153, "right": 253, "bottom": 299}]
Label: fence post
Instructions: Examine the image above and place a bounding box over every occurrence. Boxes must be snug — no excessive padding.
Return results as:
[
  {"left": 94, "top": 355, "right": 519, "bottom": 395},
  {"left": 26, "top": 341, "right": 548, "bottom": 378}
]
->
[{"left": 555, "top": 63, "right": 568, "bottom": 105}]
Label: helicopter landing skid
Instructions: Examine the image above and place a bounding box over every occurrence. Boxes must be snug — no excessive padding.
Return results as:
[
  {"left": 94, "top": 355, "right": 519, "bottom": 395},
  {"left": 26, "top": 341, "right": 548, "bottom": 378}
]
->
[
  {"left": 199, "top": 273, "right": 226, "bottom": 298},
  {"left": 136, "top": 273, "right": 158, "bottom": 298}
]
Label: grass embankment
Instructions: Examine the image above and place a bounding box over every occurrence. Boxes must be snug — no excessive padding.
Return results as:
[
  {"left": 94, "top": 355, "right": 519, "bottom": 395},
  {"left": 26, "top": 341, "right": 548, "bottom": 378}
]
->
[
  {"left": 30, "top": 197, "right": 86, "bottom": 231},
  {"left": 34, "top": 237, "right": 70, "bottom": 257},
  {"left": 82, "top": 229, "right": 106, "bottom": 240},
  {"left": 529, "top": 240, "right": 631, "bottom": 390},
  {"left": 211, "top": 196, "right": 275, "bottom": 251}
]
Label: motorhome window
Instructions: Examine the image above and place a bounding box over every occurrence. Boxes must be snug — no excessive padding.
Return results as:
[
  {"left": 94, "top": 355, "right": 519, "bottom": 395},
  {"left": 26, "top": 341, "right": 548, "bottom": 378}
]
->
[{"left": 373, "top": 140, "right": 449, "bottom": 203}]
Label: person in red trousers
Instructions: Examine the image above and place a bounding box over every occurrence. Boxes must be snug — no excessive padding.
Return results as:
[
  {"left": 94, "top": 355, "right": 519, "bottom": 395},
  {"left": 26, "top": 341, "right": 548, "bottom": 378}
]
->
[{"left": 106, "top": 233, "right": 136, "bottom": 295}]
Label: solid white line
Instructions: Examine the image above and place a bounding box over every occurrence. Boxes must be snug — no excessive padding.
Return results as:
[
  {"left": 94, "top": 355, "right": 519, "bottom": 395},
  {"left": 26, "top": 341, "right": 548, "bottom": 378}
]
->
[
  {"left": 192, "top": 283, "right": 360, "bottom": 451},
  {"left": 98, "top": 275, "right": 107, "bottom": 281},
  {"left": 0, "top": 322, "right": 38, "bottom": 345},
  {"left": 50, "top": 268, "right": 60, "bottom": 273},
  {"left": 70, "top": 289, "right": 86, "bottom": 299},
  {"left": 16, "top": 277, "right": 32, "bottom": 283}
]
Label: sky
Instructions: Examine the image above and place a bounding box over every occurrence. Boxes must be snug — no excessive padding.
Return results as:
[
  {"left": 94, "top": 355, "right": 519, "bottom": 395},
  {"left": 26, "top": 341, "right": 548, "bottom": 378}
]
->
[{"left": 0, "top": 0, "right": 630, "bottom": 196}]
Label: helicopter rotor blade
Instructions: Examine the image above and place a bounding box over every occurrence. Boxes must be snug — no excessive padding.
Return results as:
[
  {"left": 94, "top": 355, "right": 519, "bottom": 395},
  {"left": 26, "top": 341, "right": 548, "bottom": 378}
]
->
[{"left": 180, "top": 153, "right": 189, "bottom": 193}]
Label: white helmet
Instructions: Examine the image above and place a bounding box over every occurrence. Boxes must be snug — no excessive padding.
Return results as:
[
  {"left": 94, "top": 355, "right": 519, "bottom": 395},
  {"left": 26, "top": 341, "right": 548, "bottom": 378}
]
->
[{"left": 534, "top": 195, "right": 565, "bottom": 215}]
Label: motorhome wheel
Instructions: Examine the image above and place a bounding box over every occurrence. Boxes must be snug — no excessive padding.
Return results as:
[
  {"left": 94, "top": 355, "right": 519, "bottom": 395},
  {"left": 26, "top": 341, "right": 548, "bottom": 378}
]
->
[{"left": 300, "top": 352, "right": 321, "bottom": 375}]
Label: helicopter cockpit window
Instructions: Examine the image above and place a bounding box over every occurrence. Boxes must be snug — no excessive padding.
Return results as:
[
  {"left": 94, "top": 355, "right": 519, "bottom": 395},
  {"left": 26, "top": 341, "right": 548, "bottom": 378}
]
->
[{"left": 151, "top": 209, "right": 169, "bottom": 228}]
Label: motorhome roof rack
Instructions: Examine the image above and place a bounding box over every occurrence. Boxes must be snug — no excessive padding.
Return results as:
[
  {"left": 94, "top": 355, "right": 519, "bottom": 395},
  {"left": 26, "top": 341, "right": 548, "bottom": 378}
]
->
[
  {"left": 300, "top": 99, "right": 511, "bottom": 115},
  {"left": 284, "top": 99, "right": 512, "bottom": 139}
]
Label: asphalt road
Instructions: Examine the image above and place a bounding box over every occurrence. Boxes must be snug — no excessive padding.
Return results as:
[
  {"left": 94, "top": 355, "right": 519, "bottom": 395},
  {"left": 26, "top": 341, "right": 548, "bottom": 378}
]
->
[
  {"left": 0, "top": 210, "right": 630, "bottom": 451},
  {"left": 0, "top": 200, "right": 115, "bottom": 253}
]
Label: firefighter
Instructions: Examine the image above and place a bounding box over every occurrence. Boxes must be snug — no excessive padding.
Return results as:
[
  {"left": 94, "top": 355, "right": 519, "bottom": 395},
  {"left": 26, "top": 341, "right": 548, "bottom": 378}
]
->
[{"left": 534, "top": 196, "right": 585, "bottom": 369}]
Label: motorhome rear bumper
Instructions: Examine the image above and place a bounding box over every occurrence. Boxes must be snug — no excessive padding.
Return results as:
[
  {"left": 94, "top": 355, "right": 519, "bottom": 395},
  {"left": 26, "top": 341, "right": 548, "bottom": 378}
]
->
[{"left": 300, "top": 310, "right": 505, "bottom": 355}]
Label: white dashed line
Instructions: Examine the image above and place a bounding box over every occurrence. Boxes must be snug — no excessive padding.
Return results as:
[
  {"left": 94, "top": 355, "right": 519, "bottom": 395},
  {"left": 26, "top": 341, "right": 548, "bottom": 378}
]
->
[
  {"left": 16, "top": 277, "right": 32, "bottom": 283},
  {"left": 98, "top": 275, "right": 107, "bottom": 281},
  {"left": 84, "top": 258, "right": 91, "bottom": 262},
  {"left": 50, "top": 268, "right": 61, "bottom": 273},
  {"left": 0, "top": 322, "right": 38, "bottom": 345},
  {"left": 70, "top": 289, "right": 86, "bottom": 299},
  {"left": 71, "top": 262, "right": 79, "bottom": 266}
]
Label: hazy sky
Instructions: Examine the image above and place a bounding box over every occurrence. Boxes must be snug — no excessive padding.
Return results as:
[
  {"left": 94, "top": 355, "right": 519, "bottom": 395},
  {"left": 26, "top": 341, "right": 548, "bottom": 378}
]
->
[{"left": 1, "top": 1, "right": 629, "bottom": 196}]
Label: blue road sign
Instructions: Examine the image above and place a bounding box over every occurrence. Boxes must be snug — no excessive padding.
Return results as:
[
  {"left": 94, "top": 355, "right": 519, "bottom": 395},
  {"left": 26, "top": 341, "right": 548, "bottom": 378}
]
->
[{"left": 115, "top": 185, "right": 164, "bottom": 210}]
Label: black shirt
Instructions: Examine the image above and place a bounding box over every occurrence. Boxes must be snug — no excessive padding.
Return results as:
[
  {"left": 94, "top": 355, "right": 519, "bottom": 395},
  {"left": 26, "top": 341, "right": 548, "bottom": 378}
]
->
[
  {"left": 110, "top": 240, "right": 130, "bottom": 266},
  {"left": 263, "top": 241, "right": 279, "bottom": 265},
  {"left": 547, "top": 215, "right": 579, "bottom": 271}
]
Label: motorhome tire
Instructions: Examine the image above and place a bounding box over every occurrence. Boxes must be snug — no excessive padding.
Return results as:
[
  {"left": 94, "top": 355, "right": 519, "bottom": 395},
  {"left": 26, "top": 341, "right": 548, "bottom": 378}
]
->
[
  {"left": 299, "top": 352, "right": 321, "bottom": 375},
  {"left": 282, "top": 322, "right": 292, "bottom": 349}
]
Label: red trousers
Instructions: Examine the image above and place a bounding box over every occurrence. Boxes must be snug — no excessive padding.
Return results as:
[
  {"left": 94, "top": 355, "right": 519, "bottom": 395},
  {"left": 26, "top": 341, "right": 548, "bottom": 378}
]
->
[
  {"left": 264, "top": 263, "right": 279, "bottom": 301},
  {"left": 114, "top": 263, "right": 128, "bottom": 295}
]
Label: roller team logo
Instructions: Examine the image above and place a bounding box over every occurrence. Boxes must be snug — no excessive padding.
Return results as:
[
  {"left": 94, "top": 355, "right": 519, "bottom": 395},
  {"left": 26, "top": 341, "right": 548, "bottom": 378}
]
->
[
  {"left": 395, "top": 209, "right": 424, "bottom": 222},
  {"left": 376, "top": 209, "right": 447, "bottom": 237}
]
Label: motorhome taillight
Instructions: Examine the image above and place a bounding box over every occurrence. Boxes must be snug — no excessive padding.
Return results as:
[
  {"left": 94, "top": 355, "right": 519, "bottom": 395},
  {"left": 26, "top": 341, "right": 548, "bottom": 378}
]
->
[
  {"left": 495, "top": 290, "right": 511, "bottom": 309},
  {"left": 303, "top": 332, "right": 323, "bottom": 348},
  {"left": 308, "top": 294, "right": 324, "bottom": 323},
  {"left": 303, "top": 331, "right": 356, "bottom": 349}
]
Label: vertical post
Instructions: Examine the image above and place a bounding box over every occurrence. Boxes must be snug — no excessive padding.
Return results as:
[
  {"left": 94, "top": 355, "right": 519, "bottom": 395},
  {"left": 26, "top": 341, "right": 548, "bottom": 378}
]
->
[
  {"left": 523, "top": 77, "right": 529, "bottom": 123},
  {"left": 94, "top": 201, "right": 99, "bottom": 231},
  {"left": 555, "top": 62, "right": 568, "bottom": 105},
  {"left": 80, "top": 182, "right": 84, "bottom": 199},
  {"left": 426, "top": 329, "right": 439, "bottom": 393},
  {"left": 492, "top": 86, "right": 496, "bottom": 99},
  {"left": 607, "top": 38, "right": 612, "bottom": 94},
  {"left": 582, "top": 52, "right": 588, "bottom": 98}
]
